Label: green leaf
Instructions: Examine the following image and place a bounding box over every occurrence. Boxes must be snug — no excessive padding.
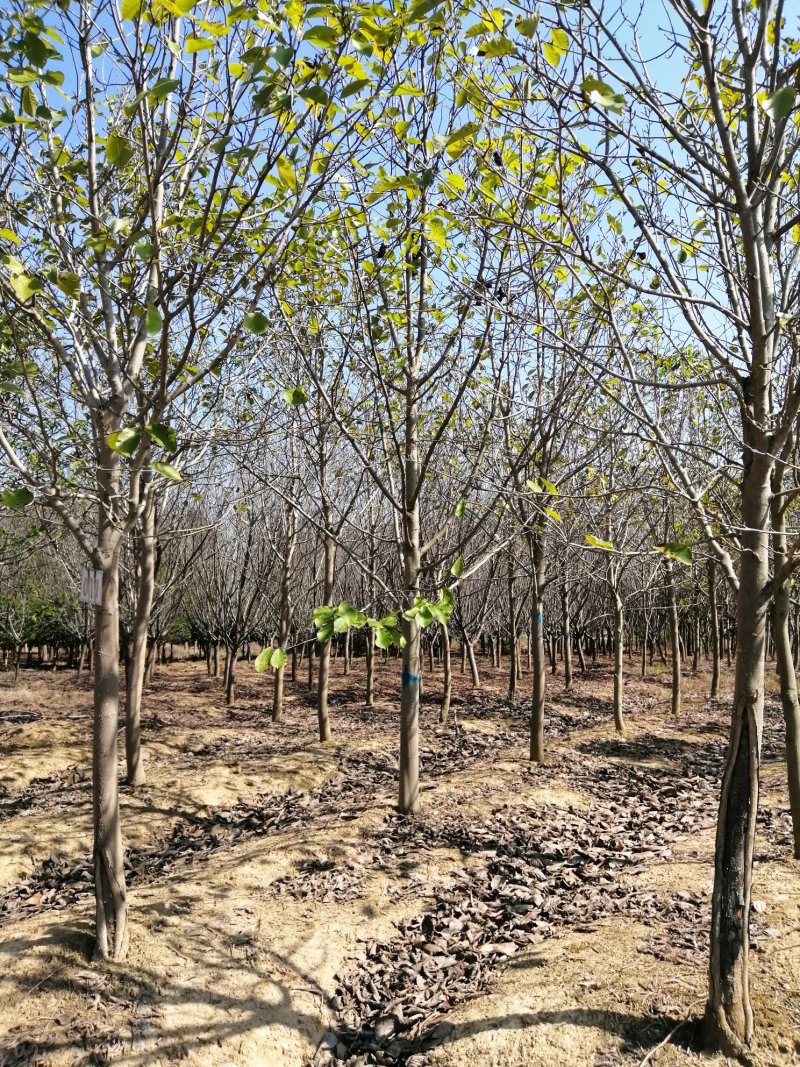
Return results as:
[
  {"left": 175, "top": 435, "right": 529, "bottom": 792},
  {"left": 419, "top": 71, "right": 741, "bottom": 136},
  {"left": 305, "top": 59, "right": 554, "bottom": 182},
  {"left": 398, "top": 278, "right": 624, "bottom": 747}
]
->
[
  {"left": 656, "top": 542, "right": 692, "bottom": 566},
  {"left": 450, "top": 556, "right": 464, "bottom": 578},
  {"left": 145, "top": 304, "right": 162, "bottom": 335},
  {"left": 762, "top": 86, "right": 796, "bottom": 122},
  {"left": 408, "top": 0, "right": 444, "bottom": 19},
  {"left": 10, "top": 273, "right": 42, "bottom": 302},
  {"left": 0, "top": 228, "right": 20, "bottom": 243},
  {"left": 581, "top": 76, "right": 625, "bottom": 114},
  {"left": 0, "top": 487, "right": 34, "bottom": 509},
  {"left": 56, "top": 272, "right": 81, "bottom": 300},
  {"left": 303, "top": 25, "right": 339, "bottom": 48},
  {"left": 515, "top": 14, "right": 539, "bottom": 37},
  {"left": 107, "top": 426, "right": 142, "bottom": 458},
  {"left": 185, "top": 36, "right": 214, "bottom": 53},
  {"left": 149, "top": 78, "right": 180, "bottom": 102},
  {"left": 106, "top": 132, "right": 134, "bottom": 167},
  {"left": 254, "top": 647, "right": 272, "bottom": 673},
  {"left": 276, "top": 155, "right": 298, "bottom": 191},
  {"left": 244, "top": 311, "right": 269, "bottom": 334},
  {"left": 447, "top": 121, "right": 481, "bottom": 147},
  {"left": 585, "top": 534, "right": 614, "bottom": 551},
  {"left": 0, "top": 381, "right": 25, "bottom": 395},
  {"left": 337, "top": 601, "right": 367, "bottom": 627},
  {"left": 342, "top": 78, "right": 371, "bottom": 98},
  {"left": 312, "top": 605, "right": 336, "bottom": 626},
  {"left": 149, "top": 460, "right": 182, "bottom": 482},
  {"left": 135, "top": 241, "right": 156, "bottom": 260},
  {"left": 282, "top": 385, "right": 308, "bottom": 406},
  {"left": 120, "top": 0, "right": 142, "bottom": 17},
  {"left": 455, "top": 498, "right": 466, "bottom": 518},
  {"left": 270, "top": 647, "right": 287, "bottom": 669},
  {"left": 145, "top": 422, "right": 177, "bottom": 452}
]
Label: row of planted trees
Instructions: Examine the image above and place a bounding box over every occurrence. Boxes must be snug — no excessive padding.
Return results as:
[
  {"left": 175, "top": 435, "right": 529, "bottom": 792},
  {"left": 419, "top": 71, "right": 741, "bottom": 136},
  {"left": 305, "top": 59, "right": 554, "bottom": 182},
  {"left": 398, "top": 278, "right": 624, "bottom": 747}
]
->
[{"left": 1, "top": 0, "right": 799, "bottom": 1058}]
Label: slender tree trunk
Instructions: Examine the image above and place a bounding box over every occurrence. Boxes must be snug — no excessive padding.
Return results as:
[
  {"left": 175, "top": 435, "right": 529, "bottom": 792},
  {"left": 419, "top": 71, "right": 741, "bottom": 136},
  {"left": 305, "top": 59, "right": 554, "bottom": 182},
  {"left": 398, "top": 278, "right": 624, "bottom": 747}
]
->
[
  {"left": 317, "top": 522, "right": 335, "bottom": 743},
  {"left": 307, "top": 637, "right": 315, "bottom": 690},
  {"left": 709, "top": 560, "right": 720, "bottom": 699},
  {"left": 273, "top": 504, "right": 297, "bottom": 724},
  {"left": 440, "top": 623, "right": 451, "bottom": 723},
  {"left": 530, "top": 539, "right": 546, "bottom": 761},
  {"left": 705, "top": 454, "right": 770, "bottom": 1056},
  {"left": 365, "top": 636, "right": 375, "bottom": 708},
  {"left": 465, "top": 636, "right": 480, "bottom": 688},
  {"left": 641, "top": 615, "right": 649, "bottom": 678},
  {"left": 508, "top": 554, "right": 517, "bottom": 702},
  {"left": 612, "top": 589, "right": 624, "bottom": 735},
  {"left": 92, "top": 468, "right": 127, "bottom": 960},
  {"left": 666, "top": 559, "right": 681, "bottom": 718},
  {"left": 225, "top": 642, "right": 236, "bottom": 706},
  {"left": 770, "top": 466, "right": 800, "bottom": 859},
  {"left": 561, "top": 581, "right": 572, "bottom": 693},
  {"left": 125, "top": 493, "right": 156, "bottom": 788},
  {"left": 576, "top": 631, "right": 587, "bottom": 674}
]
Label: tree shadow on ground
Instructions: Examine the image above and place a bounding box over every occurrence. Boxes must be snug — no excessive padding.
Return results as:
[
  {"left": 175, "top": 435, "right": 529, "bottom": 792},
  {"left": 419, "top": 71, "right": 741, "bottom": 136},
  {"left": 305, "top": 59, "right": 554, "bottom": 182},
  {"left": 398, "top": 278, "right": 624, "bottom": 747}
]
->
[{"left": 418, "top": 1006, "right": 702, "bottom": 1060}]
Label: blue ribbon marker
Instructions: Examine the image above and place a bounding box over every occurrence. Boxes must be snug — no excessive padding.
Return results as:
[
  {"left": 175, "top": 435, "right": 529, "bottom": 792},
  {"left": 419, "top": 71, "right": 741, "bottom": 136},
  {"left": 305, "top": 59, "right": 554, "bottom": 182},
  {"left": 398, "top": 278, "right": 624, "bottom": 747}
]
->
[
  {"left": 537, "top": 611, "right": 543, "bottom": 624},
  {"left": 402, "top": 668, "right": 421, "bottom": 687}
]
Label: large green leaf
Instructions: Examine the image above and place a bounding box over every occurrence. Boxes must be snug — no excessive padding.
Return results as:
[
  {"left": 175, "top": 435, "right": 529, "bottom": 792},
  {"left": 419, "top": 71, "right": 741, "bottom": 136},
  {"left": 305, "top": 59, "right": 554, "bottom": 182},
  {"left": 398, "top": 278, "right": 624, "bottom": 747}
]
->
[
  {"left": 149, "top": 78, "right": 180, "bottom": 102},
  {"left": 302, "top": 25, "right": 339, "bottom": 48},
  {"left": 10, "top": 273, "right": 42, "bottom": 302},
  {"left": 0, "top": 487, "right": 34, "bottom": 509},
  {"left": 107, "top": 426, "right": 142, "bottom": 457},
  {"left": 762, "top": 86, "right": 796, "bottom": 122},
  {"left": 282, "top": 385, "right": 308, "bottom": 406},
  {"left": 585, "top": 534, "right": 614, "bottom": 551},
  {"left": 145, "top": 422, "right": 177, "bottom": 452},
  {"left": 254, "top": 647, "right": 272, "bottom": 673},
  {"left": 657, "top": 542, "right": 692, "bottom": 566},
  {"left": 244, "top": 311, "right": 269, "bottom": 334},
  {"left": 106, "top": 132, "right": 134, "bottom": 167},
  {"left": 581, "top": 76, "right": 625, "bottom": 114},
  {"left": 145, "top": 304, "right": 162, "bottom": 335},
  {"left": 149, "top": 460, "right": 182, "bottom": 482},
  {"left": 56, "top": 272, "right": 81, "bottom": 300}
]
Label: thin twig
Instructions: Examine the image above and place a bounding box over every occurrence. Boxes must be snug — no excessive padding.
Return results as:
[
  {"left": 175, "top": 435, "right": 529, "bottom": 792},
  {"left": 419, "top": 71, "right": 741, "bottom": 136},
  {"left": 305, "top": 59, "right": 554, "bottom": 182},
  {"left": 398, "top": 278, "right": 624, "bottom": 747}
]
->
[{"left": 637, "top": 1020, "right": 687, "bottom": 1067}]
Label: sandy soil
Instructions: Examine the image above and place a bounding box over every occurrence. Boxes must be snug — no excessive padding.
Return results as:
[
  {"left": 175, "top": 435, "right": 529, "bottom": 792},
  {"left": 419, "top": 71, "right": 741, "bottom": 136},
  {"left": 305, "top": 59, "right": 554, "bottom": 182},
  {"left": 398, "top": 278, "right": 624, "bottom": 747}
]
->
[{"left": 0, "top": 651, "right": 798, "bottom": 1067}]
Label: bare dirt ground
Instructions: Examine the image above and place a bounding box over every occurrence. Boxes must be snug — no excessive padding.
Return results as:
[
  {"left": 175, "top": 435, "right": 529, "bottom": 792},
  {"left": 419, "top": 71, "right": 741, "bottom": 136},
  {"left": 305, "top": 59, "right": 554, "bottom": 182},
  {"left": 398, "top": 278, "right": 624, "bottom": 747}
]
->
[{"left": 0, "top": 650, "right": 798, "bottom": 1067}]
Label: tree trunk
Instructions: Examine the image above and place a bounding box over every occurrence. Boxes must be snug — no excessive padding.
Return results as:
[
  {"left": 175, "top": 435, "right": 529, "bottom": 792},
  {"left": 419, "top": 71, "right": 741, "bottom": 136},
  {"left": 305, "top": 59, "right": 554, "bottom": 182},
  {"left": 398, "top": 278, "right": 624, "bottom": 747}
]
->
[
  {"left": 440, "top": 623, "right": 451, "bottom": 723},
  {"left": 770, "top": 468, "right": 800, "bottom": 859},
  {"left": 92, "top": 528, "right": 127, "bottom": 960},
  {"left": 124, "top": 492, "right": 156, "bottom": 788},
  {"left": 365, "top": 635, "right": 375, "bottom": 708},
  {"left": 666, "top": 559, "right": 681, "bottom": 719},
  {"left": 317, "top": 523, "right": 336, "bottom": 743},
  {"left": 224, "top": 643, "right": 236, "bottom": 706},
  {"left": 612, "top": 590, "right": 624, "bottom": 735},
  {"left": 561, "top": 581, "right": 573, "bottom": 693},
  {"left": 530, "top": 541, "right": 546, "bottom": 761},
  {"left": 705, "top": 455, "right": 770, "bottom": 1057},
  {"left": 508, "top": 555, "right": 517, "bottom": 702},
  {"left": 465, "top": 636, "right": 480, "bottom": 688},
  {"left": 709, "top": 560, "right": 720, "bottom": 699}
]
